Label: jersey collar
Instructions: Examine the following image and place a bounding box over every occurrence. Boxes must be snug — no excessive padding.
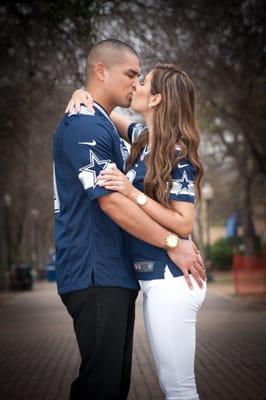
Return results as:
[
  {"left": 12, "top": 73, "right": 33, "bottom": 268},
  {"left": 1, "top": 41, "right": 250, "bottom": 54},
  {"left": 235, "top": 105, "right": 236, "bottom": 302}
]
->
[
  {"left": 93, "top": 101, "right": 110, "bottom": 118},
  {"left": 93, "top": 101, "right": 119, "bottom": 134}
]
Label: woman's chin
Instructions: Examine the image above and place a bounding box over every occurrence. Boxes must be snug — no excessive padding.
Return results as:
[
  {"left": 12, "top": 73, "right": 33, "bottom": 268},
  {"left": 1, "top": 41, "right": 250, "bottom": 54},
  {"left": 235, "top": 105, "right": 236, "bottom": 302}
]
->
[{"left": 130, "top": 102, "right": 139, "bottom": 112}]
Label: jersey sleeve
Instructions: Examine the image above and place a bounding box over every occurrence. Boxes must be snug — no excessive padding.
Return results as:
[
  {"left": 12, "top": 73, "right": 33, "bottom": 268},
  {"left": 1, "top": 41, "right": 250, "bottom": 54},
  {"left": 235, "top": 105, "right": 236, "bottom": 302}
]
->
[
  {"left": 169, "top": 159, "right": 196, "bottom": 203},
  {"left": 60, "top": 117, "right": 115, "bottom": 202},
  {"left": 127, "top": 122, "right": 147, "bottom": 143}
]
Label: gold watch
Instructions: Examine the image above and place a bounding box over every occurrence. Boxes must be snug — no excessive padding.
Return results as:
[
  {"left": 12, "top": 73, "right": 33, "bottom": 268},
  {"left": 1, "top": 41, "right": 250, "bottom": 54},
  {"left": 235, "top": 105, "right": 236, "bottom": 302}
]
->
[
  {"left": 136, "top": 193, "right": 148, "bottom": 206},
  {"left": 164, "top": 234, "right": 179, "bottom": 251}
]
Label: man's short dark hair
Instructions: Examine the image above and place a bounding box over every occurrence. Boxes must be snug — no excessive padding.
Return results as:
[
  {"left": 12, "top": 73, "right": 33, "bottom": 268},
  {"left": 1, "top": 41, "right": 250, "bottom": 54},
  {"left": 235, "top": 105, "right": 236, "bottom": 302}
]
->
[
  {"left": 90, "top": 39, "right": 139, "bottom": 58},
  {"left": 85, "top": 39, "right": 139, "bottom": 82}
]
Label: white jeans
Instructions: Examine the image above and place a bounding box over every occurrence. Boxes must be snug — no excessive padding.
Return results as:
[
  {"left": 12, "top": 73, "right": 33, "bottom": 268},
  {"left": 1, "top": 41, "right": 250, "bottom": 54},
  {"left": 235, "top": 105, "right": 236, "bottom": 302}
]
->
[{"left": 140, "top": 267, "right": 207, "bottom": 400}]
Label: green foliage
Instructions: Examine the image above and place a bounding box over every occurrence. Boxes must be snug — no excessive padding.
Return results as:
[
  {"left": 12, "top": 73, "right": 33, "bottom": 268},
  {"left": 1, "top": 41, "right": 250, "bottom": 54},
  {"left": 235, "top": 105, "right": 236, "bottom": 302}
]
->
[
  {"left": 2, "top": 1, "right": 104, "bottom": 41},
  {"left": 209, "top": 235, "right": 262, "bottom": 270},
  {"left": 208, "top": 238, "right": 233, "bottom": 271},
  {"left": 46, "top": 0, "right": 103, "bottom": 38}
]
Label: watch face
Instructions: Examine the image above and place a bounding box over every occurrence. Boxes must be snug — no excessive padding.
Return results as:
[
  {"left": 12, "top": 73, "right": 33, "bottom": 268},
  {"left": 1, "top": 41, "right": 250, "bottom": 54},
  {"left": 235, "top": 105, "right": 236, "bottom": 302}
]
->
[
  {"left": 137, "top": 194, "right": 147, "bottom": 205},
  {"left": 168, "top": 235, "right": 178, "bottom": 247}
]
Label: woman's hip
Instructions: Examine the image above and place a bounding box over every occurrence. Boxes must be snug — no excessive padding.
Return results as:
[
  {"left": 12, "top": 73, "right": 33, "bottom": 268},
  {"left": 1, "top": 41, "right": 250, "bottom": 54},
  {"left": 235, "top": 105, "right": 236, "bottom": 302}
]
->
[{"left": 140, "top": 266, "right": 207, "bottom": 312}]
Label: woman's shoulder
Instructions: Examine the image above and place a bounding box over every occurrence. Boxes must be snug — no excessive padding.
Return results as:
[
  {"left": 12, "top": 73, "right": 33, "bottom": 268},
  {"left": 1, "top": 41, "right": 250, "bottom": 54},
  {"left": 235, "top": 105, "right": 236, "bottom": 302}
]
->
[{"left": 173, "top": 148, "right": 196, "bottom": 178}]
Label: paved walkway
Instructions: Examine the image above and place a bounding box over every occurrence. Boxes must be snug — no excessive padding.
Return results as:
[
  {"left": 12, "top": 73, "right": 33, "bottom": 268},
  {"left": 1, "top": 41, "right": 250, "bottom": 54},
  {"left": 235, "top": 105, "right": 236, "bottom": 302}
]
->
[{"left": 0, "top": 281, "right": 265, "bottom": 400}]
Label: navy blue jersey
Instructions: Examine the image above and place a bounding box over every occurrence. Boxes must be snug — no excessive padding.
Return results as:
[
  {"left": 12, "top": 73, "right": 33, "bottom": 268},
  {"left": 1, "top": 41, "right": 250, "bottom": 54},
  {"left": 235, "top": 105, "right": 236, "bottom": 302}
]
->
[
  {"left": 53, "top": 104, "right": 139, "bottom": 294},
  {"left": 127, "top": 123, "right": 196, "bottom": 280}
]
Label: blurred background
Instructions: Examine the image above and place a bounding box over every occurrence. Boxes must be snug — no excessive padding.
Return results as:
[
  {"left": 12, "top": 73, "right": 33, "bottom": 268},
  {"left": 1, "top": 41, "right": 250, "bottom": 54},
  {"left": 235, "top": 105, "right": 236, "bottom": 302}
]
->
[
  {"left": 0, "top": 2, "right": 266, "bottom": 400},
  {"left": 0, "top": 0, "right": 265, "bottom": 293}
]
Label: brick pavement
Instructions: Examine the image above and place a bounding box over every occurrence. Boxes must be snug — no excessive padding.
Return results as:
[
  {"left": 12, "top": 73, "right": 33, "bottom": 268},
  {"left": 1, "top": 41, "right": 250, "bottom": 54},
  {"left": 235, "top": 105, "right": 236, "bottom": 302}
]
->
[{"left": 0, "top": 281, "right": 265, "bottom": 400}]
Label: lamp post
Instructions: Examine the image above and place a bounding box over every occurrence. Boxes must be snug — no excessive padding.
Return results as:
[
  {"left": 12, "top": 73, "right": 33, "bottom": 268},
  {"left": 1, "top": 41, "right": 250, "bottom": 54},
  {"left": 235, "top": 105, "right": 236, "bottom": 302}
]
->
[
  {"left": 202, "top": 183, "right": 214, "bottom": 280},
  {"left": 0, "top": 194, "right": 12, "bottom": 290},
  {"left": 31, "top": 208, "right": 40, "bottom": 277},
  {"left": 4, "top": 194, "right": 12, "bottom": 270}
]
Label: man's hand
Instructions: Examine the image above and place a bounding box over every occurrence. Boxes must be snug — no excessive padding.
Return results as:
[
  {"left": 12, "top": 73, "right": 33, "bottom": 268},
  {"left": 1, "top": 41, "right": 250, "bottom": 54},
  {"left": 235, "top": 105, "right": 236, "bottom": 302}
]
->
[{"left": 167, "top": 239, "right": 206, "bottom": 289}]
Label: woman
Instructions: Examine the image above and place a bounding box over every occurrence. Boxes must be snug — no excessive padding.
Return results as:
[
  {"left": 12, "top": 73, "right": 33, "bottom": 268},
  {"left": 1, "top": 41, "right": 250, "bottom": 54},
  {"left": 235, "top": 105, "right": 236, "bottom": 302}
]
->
[{"left": 66, "top": 64, "right": 207, "bottom": 400}]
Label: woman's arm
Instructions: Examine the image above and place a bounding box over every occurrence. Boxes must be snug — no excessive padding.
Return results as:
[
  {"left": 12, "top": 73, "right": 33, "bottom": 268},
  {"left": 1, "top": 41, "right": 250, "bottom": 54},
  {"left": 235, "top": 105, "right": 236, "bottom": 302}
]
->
[
  {"left": 130, "top": 187, "right": 194, "bottom": 237},
  {"left": 98, "top": 168, "right": 195, "bottom": 237},
  {"left": 65, "top": 89, "right": 134, "bottom": 142}
]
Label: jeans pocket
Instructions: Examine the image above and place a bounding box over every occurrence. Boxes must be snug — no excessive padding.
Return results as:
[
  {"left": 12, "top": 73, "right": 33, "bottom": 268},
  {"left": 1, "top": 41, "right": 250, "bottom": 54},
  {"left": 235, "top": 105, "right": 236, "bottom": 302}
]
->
[
  {"left": 192, "top": 284, "right": 207, "bottom": 311},
  {"left": 61, "top": 290, "right": 88, "bottom": 319}
]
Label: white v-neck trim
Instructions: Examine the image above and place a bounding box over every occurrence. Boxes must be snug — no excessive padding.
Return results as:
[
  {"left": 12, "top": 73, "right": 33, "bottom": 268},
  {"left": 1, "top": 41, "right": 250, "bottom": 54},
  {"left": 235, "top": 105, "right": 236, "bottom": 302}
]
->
[
  {"left": 93, "top": 102, "right": 118, "bottom": 134},
  {"left": 140, "top": 144, "right": 151, "bottom": 161}
]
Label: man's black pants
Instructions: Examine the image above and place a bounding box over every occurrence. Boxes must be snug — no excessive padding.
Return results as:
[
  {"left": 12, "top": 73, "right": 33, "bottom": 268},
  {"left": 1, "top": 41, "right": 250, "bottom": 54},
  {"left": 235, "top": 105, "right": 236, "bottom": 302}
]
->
[{"left": 61, "top": 286, "right": 138, "bottom": 400}]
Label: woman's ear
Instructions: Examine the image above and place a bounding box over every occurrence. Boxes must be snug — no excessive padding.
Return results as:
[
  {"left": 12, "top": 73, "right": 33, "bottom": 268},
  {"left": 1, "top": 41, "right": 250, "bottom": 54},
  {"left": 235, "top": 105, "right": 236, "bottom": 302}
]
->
[{"left": 148, "top": 93, "right": 162, "bottom": 109}]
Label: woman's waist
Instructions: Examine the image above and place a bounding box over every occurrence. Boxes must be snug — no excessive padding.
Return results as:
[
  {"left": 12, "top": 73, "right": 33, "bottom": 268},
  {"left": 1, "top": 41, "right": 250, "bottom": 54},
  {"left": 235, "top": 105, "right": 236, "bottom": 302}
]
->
[{"left": 133, "top": 259, "right": 183, "bottom": 280}]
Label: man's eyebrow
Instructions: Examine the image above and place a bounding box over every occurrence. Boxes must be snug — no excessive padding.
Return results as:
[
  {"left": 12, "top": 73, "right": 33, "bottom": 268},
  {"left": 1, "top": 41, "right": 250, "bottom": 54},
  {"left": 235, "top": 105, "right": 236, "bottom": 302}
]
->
[{"left": 127, "top": 68, "right": 140, "bottom": 76}]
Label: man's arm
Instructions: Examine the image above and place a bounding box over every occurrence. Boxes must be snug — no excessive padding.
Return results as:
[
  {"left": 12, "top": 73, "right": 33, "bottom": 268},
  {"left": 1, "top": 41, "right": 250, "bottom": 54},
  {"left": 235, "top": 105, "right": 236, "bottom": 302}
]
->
[
  {"left": 98, "top": 161, "right": 197, "bottom": 237},
  {"left": 98, "top": 192, "right": 206, "bottom": 288},
  {"left": 99, "top": 192, "right": 169, "bottom": 248},
  {"left": 98, "top": 168, "right": 195, "bottom": 237}
]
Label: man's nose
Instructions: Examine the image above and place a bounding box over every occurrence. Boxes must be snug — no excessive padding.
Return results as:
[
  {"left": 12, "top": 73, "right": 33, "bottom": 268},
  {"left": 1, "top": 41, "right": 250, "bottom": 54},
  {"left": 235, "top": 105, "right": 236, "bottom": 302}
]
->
[{"left": 132, "top": 77, "right": 138, "bottom": 89}]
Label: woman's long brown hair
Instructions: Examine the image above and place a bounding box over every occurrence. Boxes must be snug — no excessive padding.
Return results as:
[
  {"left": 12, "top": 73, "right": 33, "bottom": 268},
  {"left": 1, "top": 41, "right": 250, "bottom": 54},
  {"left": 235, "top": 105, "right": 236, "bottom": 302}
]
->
[{"left": 126, "top": 64, "right": 204, "bottom": 206}]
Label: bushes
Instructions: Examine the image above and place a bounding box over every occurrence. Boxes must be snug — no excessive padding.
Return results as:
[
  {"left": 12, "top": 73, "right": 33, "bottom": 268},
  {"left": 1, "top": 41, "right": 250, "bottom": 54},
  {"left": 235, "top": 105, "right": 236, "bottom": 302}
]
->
[
  {"left": 208, "top": 236, "right": 262, "bottom": 270},
  {"left": 208, "top": 238, "right": 233, "bottom": 270}
]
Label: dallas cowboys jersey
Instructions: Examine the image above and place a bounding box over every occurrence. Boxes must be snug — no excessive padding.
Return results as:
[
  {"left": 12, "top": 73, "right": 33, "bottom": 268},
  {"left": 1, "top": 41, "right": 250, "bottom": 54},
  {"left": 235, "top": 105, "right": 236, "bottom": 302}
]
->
[
  {"left": 127, "top": 123, "right": 196, "bottom": 280},
  {"left": 53, "top": 103, "right": 139, "bottom": 294}
]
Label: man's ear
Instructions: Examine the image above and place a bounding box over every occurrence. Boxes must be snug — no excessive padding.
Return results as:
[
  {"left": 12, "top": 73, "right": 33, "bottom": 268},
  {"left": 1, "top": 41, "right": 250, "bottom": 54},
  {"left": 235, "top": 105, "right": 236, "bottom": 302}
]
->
[
  {"left": 148, "top": 93, "right": 162, "bottom": 109},
  {"left": 95, "top": 63, "right": 105, "bottom": 81}
]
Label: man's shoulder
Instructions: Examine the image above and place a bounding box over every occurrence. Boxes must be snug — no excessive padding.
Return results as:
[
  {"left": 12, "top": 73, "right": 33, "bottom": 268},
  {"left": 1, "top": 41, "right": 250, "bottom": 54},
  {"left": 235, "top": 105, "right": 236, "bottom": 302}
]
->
[
  {"left": 66, "top": 112, "right": 106, "bottom": 129},
  {"left": 58, "top": 112, "right": 114, "bottom": 140}
]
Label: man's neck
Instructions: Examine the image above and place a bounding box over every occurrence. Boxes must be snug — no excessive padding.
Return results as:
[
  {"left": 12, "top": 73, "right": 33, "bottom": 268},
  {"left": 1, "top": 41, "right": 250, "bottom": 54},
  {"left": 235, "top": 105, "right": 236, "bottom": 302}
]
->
[{"left": 86, "top": 84, "right": 114, "bottom": 114}]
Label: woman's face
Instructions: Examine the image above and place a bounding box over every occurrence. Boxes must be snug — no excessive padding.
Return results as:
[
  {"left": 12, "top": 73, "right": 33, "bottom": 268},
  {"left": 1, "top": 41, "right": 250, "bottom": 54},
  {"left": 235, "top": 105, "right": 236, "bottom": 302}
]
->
[{"left": 130, "top": 70, "right": 153, "bottom": 114}]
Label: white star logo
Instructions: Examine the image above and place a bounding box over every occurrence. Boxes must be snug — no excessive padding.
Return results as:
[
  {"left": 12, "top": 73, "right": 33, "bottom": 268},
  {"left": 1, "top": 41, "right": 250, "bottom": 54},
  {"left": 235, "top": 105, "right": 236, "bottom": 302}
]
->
[
  {"left": 170, "top": 171, "right": 195, "bottom": 196},
  {"left": 78, "top": 150, "right": 111, "bottom": 190}
]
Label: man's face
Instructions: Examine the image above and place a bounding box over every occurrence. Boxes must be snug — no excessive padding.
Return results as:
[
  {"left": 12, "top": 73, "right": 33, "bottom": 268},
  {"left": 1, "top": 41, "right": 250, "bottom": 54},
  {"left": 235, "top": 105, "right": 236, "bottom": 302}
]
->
[{"left": 103, "top": 52, "right": 140, "bottom": 108}]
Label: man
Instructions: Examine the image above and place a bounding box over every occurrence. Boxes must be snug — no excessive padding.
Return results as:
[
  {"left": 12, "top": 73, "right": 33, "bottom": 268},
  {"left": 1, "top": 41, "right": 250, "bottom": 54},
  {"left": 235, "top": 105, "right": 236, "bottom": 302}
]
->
[{"left": 53, "top": 39, "right": 205, "bottom": 400}]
